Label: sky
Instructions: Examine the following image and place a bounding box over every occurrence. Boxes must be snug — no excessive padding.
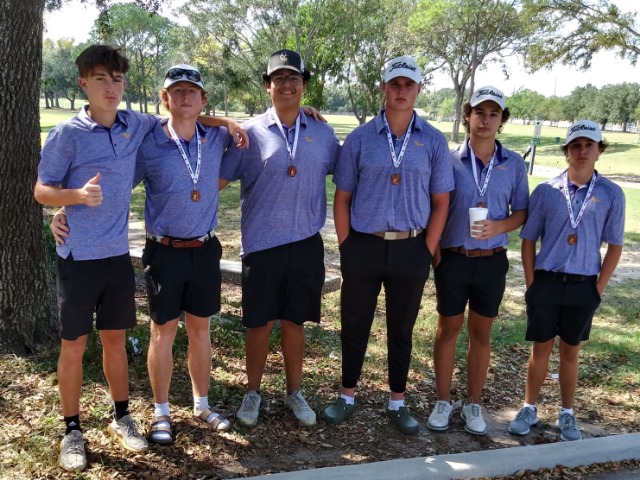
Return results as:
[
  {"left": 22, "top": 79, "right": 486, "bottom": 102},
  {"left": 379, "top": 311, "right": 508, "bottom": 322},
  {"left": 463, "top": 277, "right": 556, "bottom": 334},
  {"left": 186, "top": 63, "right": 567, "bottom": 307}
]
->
[{"left": 43, "top": 0, "right": 639, "bottom": 98}]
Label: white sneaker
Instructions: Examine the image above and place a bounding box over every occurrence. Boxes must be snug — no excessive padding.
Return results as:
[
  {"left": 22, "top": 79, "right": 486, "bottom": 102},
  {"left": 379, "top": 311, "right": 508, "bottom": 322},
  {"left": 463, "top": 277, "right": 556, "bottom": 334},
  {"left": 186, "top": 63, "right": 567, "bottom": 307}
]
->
[
  {"left": 59, "top": 430, "right": 87, "bottom": 471},
  {"left": 461, "top": 403, "right": 486, "bottom": 436},
  {"left": 427, "top": 400, "right": 453, "bottom": 431},
  {"left": 284, "top": 390, "right": 317, "bottom": 426},
  {"left": 236, "top": 391, "right": 262, "bottom": 427}
]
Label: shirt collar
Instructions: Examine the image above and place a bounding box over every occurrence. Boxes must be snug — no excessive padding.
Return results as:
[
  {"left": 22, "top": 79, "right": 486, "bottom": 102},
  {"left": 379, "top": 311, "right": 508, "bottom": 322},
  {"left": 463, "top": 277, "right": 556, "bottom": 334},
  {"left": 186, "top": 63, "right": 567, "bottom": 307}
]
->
[
  {"left": 267, "top": 107, "right": 307, "bottom": 129},
  {"left": 77, "top": 105, "right": 129, "bottom": 131},
  {"left": 156, "top": 118, "right": 206, "bottom": 143},
  {"left": 375, "top": 110, "right": 422, "bottom": 135},
  {"left": 460, "top": 139, "right": 506, "bottom": 164}
]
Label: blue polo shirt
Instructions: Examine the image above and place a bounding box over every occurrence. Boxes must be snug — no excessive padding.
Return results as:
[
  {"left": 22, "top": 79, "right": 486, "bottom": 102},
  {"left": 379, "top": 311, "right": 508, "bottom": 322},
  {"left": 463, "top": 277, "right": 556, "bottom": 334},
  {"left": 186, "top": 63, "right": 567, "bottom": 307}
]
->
[
  {"left": 220, "top": 108, "right": 340, "bottom": 257},
  {"left": 440, "top": 140, "right": 529, "bottom": 249},
  {"left": 135, "top": 120, "right": 232, "bottom": 238},
  {"left": 333, "top": 111, "right": 454, "bottom": 233},
  {"left": 520, "top": 171, "right": 625, "bottom": 275},
  {"left": 38, "top": 106, "right": 158, "bottom": 260}
]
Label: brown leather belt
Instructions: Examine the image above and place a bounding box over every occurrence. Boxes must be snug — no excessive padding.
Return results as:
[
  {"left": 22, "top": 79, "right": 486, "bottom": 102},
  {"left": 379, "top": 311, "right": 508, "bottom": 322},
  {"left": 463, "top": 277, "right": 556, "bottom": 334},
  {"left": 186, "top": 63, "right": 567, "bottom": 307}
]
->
[
  {"left": 372, "top": 228, "right": 424, "bottom": 240},
  {"left": 146, "top": 229, "right": 215, "bottom": 248},
  {"left": 447, "top": 246, "right": 505, "bottom": 257}
]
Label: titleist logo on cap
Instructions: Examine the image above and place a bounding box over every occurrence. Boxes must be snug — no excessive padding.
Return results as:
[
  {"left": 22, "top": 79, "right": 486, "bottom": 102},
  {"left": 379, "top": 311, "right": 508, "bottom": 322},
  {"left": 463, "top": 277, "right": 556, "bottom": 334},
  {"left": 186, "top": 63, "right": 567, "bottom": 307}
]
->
[
  {"left": 476, "top": 88, "right": 503, "bottom": 100},
  {"left": 390, "top": 61, "right": 417, "bottom": 72},
  {"left": 570, "top": 124, "right": 597, "bottom": 134}
]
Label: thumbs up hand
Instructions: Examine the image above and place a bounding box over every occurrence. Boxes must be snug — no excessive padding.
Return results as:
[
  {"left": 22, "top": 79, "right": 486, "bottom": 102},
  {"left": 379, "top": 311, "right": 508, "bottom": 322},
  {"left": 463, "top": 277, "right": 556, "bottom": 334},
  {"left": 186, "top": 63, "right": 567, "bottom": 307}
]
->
[{"left": 80, "top": 172, "right": 102, "bottom": 206}]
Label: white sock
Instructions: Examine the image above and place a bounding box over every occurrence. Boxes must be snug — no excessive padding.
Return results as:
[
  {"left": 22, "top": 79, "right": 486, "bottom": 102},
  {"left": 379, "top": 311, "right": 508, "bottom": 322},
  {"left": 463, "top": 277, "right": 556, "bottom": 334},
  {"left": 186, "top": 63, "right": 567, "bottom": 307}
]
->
[
  {"left": 154, "top": 402, "right": 170, "bottom": 418},
  {"left": 340, "top": 393, "right": 355, "bottom": 405},
  {"left": 524, "top": 402, "right": 536, "bottom": 410},
  {"left": 194, "top": 396, "right": 209, "bottom": 415},
  {"left": 387, "top": 398, "right": 405, "bottom": 411},
  {"left": 560, "top": 407, "right": 574, "bottom": 416}
]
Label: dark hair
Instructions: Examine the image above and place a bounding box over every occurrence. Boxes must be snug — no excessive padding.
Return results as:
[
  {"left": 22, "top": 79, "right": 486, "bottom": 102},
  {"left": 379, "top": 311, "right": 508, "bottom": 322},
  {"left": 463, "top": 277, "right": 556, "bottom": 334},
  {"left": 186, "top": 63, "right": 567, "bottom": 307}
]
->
[
  {"left": 75, "top": 44, "right": 130, "bottom": 78},
  {"left": 560, "top": 139, "right": 609, "bottom": 156},
  {"left": 461, "top": 102, "right": 511, "bottom": 134}
]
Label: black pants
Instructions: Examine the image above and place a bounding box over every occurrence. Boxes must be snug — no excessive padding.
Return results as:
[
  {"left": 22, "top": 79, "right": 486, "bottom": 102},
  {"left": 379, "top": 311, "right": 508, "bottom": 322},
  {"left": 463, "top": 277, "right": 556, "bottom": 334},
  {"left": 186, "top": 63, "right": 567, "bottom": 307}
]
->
[{"left": 339, "top": 230, "right": 432, "bottom": 393}]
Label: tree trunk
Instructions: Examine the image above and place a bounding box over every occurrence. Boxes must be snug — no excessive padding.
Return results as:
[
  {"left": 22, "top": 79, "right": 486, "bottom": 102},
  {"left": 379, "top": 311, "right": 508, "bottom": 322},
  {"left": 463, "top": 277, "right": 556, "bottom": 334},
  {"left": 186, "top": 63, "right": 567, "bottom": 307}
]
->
[
  {"left": 54, "top": 94, "right": 60, "bottom": 108},
  {"left": 224, "top": 84, "right": 228, "bottom": 117},
  {"left": 0, "top": 0, "right": 58, "bottom": 354}
]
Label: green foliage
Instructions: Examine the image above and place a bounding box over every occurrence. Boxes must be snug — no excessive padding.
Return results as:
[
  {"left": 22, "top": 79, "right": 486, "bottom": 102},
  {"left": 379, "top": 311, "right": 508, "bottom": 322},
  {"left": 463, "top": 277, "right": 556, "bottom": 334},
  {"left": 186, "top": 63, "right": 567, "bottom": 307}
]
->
[
  {"left": 523, "top": 0, "right": 640, "bottom": 71},
  {"left": 508, "top": 88, "right": 546, "bottom": 120}
]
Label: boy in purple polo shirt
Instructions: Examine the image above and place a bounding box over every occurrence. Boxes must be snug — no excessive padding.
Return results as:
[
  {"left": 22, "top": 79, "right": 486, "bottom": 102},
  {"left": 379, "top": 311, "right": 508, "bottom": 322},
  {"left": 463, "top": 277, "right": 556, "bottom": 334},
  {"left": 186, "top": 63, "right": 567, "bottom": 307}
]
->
[
  {"left": 35, "top": 44, "right": 154, "bottom": 471},
  {"left": 323, "top": 56, "right": 453, "bottom": 435},
  {"left": 508, "top": 120, "right": 624, "bottom": 441},
  {"left": 220, "top": 50, "right": 340, "bottom": 428},
  {"left": 427, "top": 86, "right": 528, "bottom": 436}
]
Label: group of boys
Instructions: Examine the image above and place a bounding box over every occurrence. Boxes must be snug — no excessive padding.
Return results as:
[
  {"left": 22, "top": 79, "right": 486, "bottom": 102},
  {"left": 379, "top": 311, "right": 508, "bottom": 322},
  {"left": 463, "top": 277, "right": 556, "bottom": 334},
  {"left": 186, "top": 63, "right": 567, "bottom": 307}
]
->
[{"left": 36, "top": 44, "right": 624, "bottom": 473}]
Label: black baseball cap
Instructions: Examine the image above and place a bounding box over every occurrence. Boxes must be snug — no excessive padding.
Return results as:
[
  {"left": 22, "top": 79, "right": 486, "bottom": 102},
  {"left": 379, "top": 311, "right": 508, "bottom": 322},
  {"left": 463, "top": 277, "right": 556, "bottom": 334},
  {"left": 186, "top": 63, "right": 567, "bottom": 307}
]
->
[{"left": 264, "top": 49, "right": 310, "bottom": 80}]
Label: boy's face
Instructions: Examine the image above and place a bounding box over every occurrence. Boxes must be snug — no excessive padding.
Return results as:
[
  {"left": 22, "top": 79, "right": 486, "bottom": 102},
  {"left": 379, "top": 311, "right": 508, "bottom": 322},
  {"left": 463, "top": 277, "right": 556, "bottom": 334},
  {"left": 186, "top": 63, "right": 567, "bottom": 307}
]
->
[
  {"left": 164, "top": 81, "right": 206, "bottom": 119},
  {"left": 566, "top": 137, "right": 601, "bottom": 168},
  {"left": 466, "top": 101, "right": 503, "bottom": 140},
  {"left": 78, "top": 66, "right": 125, "bottom": 112},
  {"left": 383, "top": 77, "right": 420, "bottom": 114},
  {"left": 266, "top": 68, "right": 305, "bottom": 110}
]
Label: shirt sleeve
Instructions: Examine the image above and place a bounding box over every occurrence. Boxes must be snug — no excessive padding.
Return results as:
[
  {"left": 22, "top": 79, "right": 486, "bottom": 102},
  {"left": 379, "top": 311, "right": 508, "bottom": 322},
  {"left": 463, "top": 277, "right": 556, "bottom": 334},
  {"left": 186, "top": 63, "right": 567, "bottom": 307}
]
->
[
  {"left": 332, "top": 133, "right": 359, "bottom": 193},
  {"left": 38, "top": 127, "right": 74, "bottom": 186},
  {"left": 428, "top": 132, "right": 455, "bottom": 194},
  {"left": 601, "top": 185, "right": 625, "bottom": 245},
  {"left": 520, "top": 184, "right": 544, "bottom": 241}
]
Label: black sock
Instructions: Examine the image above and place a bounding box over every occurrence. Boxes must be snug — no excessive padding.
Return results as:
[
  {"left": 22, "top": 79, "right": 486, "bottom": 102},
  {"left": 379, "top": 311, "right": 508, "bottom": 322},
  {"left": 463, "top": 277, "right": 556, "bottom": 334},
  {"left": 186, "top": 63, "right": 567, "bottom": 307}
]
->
[
  {"left": 64, "top": 415, "right": 81, "bottom": 435},
  {"left": 114, "top": 400, "right": 130, "bottom": 421}
]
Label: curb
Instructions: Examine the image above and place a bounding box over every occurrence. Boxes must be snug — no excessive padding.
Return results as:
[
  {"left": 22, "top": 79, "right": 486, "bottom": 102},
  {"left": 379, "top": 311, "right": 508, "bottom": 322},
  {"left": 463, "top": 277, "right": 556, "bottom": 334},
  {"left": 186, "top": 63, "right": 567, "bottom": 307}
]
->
[{"left": 246, "top": 433, "right": 640, "bottom": 479}]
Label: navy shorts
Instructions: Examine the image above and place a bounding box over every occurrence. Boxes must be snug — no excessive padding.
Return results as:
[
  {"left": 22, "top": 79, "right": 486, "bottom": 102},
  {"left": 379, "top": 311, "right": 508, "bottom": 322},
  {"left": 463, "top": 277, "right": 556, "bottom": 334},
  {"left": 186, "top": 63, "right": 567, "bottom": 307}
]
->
[
  {"left": 142, "top": 237, "right": 222, "bottom": 325},
  {"left": 525, "top": 270, "right": 601, "bottom": 346},
  {"left": 56, "top": 253, "right": 136, "bottom": 341},
  {"left": 241, "top": 233, "right": 324, "bottom": 328},
  {"left": 434, "top": 248, "right": 509, "bottom": 317}
]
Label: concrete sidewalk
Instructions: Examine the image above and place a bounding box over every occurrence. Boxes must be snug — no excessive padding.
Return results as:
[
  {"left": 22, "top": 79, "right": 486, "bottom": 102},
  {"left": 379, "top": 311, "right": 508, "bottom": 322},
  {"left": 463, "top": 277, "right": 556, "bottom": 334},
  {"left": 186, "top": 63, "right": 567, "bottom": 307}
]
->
[{"left": 247, "top": 433, "right": 640, "bottom": 480}]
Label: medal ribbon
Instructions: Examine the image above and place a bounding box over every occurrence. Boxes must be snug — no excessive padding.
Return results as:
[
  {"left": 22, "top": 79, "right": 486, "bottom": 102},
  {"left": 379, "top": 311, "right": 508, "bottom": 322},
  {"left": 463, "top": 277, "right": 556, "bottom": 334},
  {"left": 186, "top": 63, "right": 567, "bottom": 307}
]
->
[
  {"left": 468, "top": 143, "right": 497, "bottom": 198},
  {"left": 383, "top": 111, "right": 414, "bottom": 168},
  {"left": 562, "top": 170, "right": 597, "bottom": 229},
  {"left": 167, "top": 121, "right": 201, "bottom": 189},
  {"left": 273, "top": 108, "right": 301, "bottom": 163}
]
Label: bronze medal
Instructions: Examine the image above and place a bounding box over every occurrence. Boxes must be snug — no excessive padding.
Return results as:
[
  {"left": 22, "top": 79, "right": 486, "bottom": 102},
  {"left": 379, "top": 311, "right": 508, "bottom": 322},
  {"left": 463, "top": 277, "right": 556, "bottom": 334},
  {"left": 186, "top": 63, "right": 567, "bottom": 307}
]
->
[
  {"left": 288, "top": 165, "right": 297, "bottom": 177},
  {"left": 391, "top": 173, "right": 401, "bottom": 185},
  {"left": 190, "top": 189, "right": 201, "bottom": 202},
  {"left": 476, "top": 201, "right": 486, "bottom": 208},
  {"left": 567, "top": 234, "right": 577, "bottom": 245}
]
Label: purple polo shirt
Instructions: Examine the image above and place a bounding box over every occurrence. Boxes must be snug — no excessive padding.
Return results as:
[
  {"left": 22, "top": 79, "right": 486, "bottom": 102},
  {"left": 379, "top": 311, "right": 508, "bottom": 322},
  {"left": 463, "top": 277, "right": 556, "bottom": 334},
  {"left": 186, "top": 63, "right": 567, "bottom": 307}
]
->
[
  {"left": 135, "top": 120, "right": 232, "bottom": 238},
  {"left": 38, "top": 106, "right": 157, "bottom": 260},
  {"left": 440, "top": 140, "right": 529, "bottom": 249},
  {"left": 333, "top": 110, "right": 454, "bottom": 233},
  {"left": 220, "top": 108, "right": 340, "bottom": 257},
  {"left": 520, "top": 171, "right": 625, "bottom": 275}
]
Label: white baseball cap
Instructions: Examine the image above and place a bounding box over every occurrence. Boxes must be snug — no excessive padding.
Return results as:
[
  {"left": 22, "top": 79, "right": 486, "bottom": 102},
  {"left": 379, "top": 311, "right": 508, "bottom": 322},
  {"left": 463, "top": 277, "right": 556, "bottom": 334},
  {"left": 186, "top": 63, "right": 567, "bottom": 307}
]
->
[
  {"left": 564, "top": 120, "right": 602, "bottom": 145},
  {"left": 383, "top": 56, "right": 421, "bottom": 84},
  {"left": 470, "top": 86, "right": 506, "bottom": 110},
  {"left": 163, "top": 64, "right": 204, "bottom": 89}
]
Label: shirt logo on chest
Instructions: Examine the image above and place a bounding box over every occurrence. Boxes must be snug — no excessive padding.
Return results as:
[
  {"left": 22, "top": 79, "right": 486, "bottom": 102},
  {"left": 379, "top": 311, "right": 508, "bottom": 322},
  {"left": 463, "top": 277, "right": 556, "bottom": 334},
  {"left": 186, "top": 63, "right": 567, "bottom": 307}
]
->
[
  {"left": 305, "top": 135, "right": 314, "bottom": 142},
  {"left": 413, "top": 140, "right": 424, "bottom": 147},
  {"left": 122, "top": 132, "right": 130, "bottom": 139}
]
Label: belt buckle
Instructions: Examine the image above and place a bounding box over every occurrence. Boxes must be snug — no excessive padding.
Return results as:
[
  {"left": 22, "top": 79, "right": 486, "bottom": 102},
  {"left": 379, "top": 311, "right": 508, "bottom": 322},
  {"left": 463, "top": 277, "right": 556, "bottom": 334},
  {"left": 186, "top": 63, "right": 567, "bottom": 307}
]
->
[{"left": 385, "top": 231, "right": 399, "bottom": 240}]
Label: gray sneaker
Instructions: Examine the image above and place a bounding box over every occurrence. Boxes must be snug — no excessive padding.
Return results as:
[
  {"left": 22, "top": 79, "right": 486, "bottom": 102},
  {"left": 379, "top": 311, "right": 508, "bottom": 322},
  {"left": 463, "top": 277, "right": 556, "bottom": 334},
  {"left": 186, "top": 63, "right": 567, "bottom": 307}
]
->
[
  {"left": 461, "top": 403, "right": 486, "bottom": 435},
  {"left": 236, "top": 391, "right": 262, "bottom": 427},
  {"left": 108, "top": 414, "right": 149, "bottom": 452},
  {"left": 427, "top": 400, "right": 453, "bottom": 431},
  {"left": 509, "top": 406, "right": 538, "bottom": 435},
  {"left": 59, "top": 430, "right": 87, "bottom": 471},
  {"left": 557, "top": 412, "right": 582, "bottom": 441},
  {"left": 284, "top": 390, "right": 317, "bottom": 426}
]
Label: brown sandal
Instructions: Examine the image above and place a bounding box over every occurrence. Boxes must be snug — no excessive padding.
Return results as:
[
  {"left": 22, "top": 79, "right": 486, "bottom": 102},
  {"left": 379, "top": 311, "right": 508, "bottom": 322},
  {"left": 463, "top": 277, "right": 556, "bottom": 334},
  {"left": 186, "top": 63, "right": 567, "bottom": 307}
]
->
[
  {"left": 148, "top": 415, "right": 173, "bottom": 445},
  {"left": 195, "top": 408, "right": 232, "bottom": 432}
]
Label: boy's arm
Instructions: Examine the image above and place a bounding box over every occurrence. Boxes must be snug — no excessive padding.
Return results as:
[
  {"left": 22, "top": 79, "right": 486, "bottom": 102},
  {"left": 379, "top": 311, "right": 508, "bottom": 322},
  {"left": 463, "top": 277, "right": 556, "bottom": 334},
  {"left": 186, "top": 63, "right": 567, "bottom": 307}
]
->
[
  {"left": 197, "top": 115, "right": 249, "bottom": 148},
  {"left": 426, "top": 192, "right": 450, "bottom": 255},
  {"left": 597, "top": 243, "right": 623, "bottom": 295},
  {"left": 521, "top": 238, "right": 537, "bottom": 288},
  {"left": 34, "top": 173, "right": 102, "bottom": 207},
  {"left": 333, "top": 189, "right": 353, "bottom": 246},
  {"left": 50, "top": 208, "right": 69, "bottom": 245}
]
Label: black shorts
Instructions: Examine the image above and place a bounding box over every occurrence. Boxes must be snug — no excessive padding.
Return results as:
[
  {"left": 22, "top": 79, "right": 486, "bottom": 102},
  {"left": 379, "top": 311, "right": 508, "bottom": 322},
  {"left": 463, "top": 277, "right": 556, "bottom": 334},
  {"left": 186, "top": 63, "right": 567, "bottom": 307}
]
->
[
  {"left": 56, "top": 253, "right": 136, "bottom": 341},
  {"left": 142, "top": 237, "right": 222, "bottom": 325},
  {"left": 525, "top": 270, "right": 601, "bottom": 346},
  {"left": 241, "top": 233, "right": 324, "bottom": 328},
  {"left": 434, "top": 248, "right": 509, "bottom": 317}
]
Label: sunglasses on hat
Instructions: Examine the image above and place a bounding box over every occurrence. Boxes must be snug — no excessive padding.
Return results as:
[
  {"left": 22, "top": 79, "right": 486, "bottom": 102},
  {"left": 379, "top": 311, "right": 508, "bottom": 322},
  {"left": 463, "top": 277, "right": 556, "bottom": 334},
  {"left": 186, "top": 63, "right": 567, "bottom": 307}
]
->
[{"left": 166, "top": 68, "right": 202, "bottom": 82}]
